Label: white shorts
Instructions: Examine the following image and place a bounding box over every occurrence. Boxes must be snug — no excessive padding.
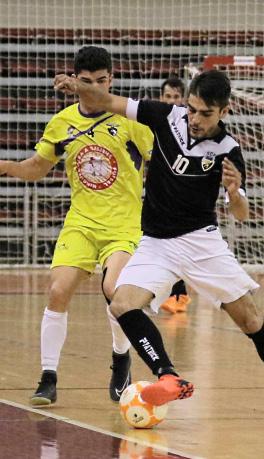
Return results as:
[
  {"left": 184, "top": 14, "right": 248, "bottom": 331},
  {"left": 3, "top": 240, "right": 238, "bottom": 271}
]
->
[{"left": 116, "top": 226, "right": 259, "bottom": 311}]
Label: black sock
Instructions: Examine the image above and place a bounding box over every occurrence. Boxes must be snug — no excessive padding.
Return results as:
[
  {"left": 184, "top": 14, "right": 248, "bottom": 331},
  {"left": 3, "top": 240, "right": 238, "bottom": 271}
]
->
[
  {"left": 247, "top": 322, "right": 264, "bottom": 361},
  {"left": 117, "top": 309, "right": 177, "bottom": 376},
  {"left": 171, "top": 280, "right": 187, "bottom": 298}
]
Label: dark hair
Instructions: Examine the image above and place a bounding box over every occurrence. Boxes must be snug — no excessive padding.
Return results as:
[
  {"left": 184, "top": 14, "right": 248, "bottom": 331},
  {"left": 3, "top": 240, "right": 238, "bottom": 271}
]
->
[
  {"left": 188, "top": 70, "right": 231, "bottom": 108},
  {"left": 161, "top": 75, "right": 185, "bottom": 97},
  {"left": 74, "top": 46, "right": 112, "bottom": 75}
]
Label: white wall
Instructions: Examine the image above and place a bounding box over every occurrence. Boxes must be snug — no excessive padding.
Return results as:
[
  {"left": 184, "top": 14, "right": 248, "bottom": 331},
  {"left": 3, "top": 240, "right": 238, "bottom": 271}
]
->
[{"left": 1, "top": 0, "right": 263, "bottom": 30}]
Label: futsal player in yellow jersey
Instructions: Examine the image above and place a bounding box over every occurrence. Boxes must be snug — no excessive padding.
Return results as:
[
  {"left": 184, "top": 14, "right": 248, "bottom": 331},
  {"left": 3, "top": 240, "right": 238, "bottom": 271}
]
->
[{"left": 0, "top": 46, "right": 153, "bottom": 405}]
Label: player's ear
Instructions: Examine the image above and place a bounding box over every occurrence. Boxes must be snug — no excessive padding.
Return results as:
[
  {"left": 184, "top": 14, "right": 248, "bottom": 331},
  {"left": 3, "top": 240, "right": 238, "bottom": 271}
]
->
[
  {"left": 220, "top": 105, "right": 229, "bottom": 119},
  {"left": 109, "top": 73, "right": 113, "bottom": 87}
]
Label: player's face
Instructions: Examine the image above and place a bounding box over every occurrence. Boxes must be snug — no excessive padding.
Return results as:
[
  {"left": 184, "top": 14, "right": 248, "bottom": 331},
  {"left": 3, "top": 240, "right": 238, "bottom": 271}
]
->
[
  {"left": 187, "top": 94, "right": 229, "bottom": 139},
  {"left": 75, "top": 69, "right": 112, "bottom": 92},
  {"left": 160, "top": 85, "right": 184, "bottom": 105},
  {"left": 74, "top": 69, "right": 112, "bottom": 112}
]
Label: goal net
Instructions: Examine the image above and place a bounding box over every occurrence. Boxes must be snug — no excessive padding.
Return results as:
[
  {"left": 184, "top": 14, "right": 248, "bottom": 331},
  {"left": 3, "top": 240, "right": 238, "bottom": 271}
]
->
[
  {"left": 0, "top": 0, "right": 263, "bottom": 268},
  {"left": 203, "top": 55, "right": 264, "bottom": 269}
]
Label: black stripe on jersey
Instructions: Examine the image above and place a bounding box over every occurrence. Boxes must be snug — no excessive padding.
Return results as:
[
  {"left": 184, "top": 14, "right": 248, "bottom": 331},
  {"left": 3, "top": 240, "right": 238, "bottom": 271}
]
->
[{"left": 55, "top": 114, "right": 114, "bottom": 156}]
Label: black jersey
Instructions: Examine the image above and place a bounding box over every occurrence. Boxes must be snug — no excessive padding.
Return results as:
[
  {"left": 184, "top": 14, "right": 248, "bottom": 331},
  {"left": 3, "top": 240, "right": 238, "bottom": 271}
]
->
[{"left": 133, "top": 99, "right": 246, "bottom": 238}]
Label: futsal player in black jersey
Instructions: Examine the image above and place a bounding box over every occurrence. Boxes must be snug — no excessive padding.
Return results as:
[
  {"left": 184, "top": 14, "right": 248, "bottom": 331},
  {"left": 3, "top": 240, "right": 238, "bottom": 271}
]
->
[
  {"left": 159, "top": 76, "right": 192, "bottom": 314},
  {"left": 54, "top": 69, "right": 264, "bottom": 406}
]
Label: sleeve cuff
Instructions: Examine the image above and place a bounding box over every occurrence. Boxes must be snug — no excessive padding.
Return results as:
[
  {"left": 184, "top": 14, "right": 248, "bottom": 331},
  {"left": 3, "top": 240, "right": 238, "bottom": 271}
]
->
[
  {"left": 225, "top": 188, "right": 246, "bottom": 203},
  {"left": 126, "top": 98, "right": 139, "bottom": 120}
]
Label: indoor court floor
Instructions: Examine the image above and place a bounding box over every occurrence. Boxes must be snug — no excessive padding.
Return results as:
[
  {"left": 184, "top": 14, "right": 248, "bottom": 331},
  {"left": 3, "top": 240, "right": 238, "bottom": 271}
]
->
[{"left": 0, "top": 269, "right": 264, "bottom": 459}]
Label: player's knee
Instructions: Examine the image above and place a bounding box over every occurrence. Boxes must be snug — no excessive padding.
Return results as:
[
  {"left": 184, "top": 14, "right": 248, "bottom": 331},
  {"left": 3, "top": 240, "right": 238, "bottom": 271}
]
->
[
  {"left": 110, "top": 295, "right": 132, "bottom": 319},
  {"left": 224, "top": 294, "right": 263, "bottom": 334},
  {"left": 49, "top": 282, "right": 70, "bottom": 311},
  {"left": 240, "top": 297, "right": 263, "bottom": 334},
  {"left": 243, "top": 314, "right": 263, "bottom": 334}
]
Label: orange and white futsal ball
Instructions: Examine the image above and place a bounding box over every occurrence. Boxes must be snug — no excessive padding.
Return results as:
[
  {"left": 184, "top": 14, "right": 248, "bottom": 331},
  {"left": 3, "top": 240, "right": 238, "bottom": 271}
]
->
[{"left": 119, "top": 381, "right": 168, "bottom": 429}]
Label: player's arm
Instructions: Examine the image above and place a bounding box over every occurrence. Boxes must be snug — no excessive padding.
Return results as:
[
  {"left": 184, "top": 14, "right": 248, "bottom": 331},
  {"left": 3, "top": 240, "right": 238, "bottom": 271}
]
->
[
  {"left": 54, "top": 74, "right": 128, "bottom": 116},
  {"left": 0, "top": 154, "right": 54, "bottom": 181},
  {"left": 222, "top": 157, "right": 249, "bottom": 221}
]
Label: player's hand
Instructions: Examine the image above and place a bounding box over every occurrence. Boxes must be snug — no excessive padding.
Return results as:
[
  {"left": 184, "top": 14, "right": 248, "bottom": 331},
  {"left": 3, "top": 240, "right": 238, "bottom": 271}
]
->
[
  {"left": 54, "top": 74, "right": 77, "bottom": 95},
  {"left": 222, "top": 157, "right": 241, "bottom": 195}
]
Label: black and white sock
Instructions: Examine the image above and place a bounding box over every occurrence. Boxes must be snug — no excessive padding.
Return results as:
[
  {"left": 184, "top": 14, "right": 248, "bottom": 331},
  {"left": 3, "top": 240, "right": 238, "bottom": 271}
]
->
[{"left": 117, "top": 309, "right": 176, "bottom": 376}]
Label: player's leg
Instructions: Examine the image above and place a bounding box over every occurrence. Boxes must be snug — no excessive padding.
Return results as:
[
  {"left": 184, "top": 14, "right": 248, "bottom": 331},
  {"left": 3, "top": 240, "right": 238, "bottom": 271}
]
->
[
  {"left": 110, "top": 284, "right": 194, "bottom": 406},
  {"left": 30, "top": 266, "right": 88, "bottom": 406},
  {"left": 108, "top": 236, "right": 194, "bottom": 405},
  {"left": 102, "top": 250, "right": 132, "bottom": 353},
  {"left": 222, "top": 293, "right": 264, "bottom": 360},
  {"left": 30, "top": 227, "right": 97, "bottom": 407},
  {"left": 102, "top": 250, "right": 132, "bottom": 401},
  {"left": 161, "top": 279, "right": 191, "bottom": 313},
  {"left": 180, "top": 226, "right": 263, "bottom": 360}
]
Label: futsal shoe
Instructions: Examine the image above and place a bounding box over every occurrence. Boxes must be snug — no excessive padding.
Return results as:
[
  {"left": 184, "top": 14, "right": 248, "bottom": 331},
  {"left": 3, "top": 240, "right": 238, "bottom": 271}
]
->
[
  {"left": 140, "top": 374, "right": 194, "bottom": 406},
  {"left": 109, "top": 350, "right": 131, "bottom": 402},
  {"left": 30, "top": 370, "right": 57, "bottom": 407},
  {"left": 161, "top": 294, "right": 191, "bottom": 314}
]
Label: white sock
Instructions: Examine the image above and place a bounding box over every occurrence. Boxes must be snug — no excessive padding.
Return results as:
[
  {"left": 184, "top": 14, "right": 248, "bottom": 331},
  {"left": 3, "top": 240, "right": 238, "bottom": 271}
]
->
[
  {"left": 41, "top": 307, "right": 68, "bottom": 372},
  {"left": 106, "top": 305, "right": 131, "bottom": 354}
]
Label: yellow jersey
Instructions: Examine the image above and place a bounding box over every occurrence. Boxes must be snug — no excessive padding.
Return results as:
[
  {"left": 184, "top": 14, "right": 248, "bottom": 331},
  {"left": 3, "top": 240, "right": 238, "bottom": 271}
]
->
[{"left": 36, "top": 103, "right": 153, "bottom": 240}]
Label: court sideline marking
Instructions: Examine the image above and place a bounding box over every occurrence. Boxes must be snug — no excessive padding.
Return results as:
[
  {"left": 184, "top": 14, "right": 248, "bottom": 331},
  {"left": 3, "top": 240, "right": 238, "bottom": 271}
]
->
[{"left": 0, "top": 398, "right": 205, "bottom": 459}]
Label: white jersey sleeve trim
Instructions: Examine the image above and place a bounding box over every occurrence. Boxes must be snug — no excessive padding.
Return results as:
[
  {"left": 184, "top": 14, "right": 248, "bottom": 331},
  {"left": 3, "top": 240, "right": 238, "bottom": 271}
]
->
[
  {"left": 225, "top": 188, "right": 246, "bottom": 203},
  {"left": 126, "top": 98, "right": 139, "bottom": 120}
]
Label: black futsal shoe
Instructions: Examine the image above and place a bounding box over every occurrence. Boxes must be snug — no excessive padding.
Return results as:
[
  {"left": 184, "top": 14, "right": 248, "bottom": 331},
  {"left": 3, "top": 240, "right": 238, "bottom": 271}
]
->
[
  {"left": 109, "top": 351, "right": 131, "bottom": 402},
  {"left": 30, "top": 370, "right": 57, "bottom": 407}
]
